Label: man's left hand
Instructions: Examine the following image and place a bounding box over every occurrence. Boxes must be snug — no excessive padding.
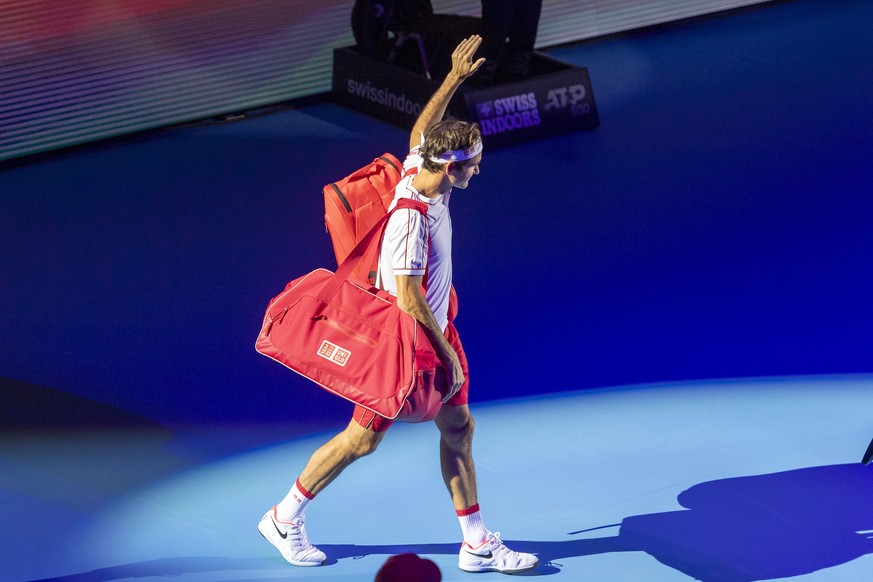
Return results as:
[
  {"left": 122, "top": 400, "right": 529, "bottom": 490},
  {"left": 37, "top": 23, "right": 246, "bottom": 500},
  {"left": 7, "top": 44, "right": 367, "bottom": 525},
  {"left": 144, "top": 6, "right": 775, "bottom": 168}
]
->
[{"left": 450, "top": 35, "right": 486, "bottom": 81}]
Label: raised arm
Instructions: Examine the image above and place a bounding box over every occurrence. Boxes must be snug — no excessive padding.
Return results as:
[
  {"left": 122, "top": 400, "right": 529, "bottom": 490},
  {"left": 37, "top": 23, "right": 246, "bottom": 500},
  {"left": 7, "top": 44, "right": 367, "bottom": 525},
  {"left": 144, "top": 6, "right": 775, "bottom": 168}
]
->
[{"left": 409, "top": 35, "right": 486, "bottom": 150}]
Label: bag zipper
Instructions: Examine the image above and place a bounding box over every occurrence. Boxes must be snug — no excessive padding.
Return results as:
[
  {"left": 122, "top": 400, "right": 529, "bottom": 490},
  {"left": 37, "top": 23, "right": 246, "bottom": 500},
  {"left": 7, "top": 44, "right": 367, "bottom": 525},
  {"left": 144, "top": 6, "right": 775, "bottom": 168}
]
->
[{"left": 312, "top": 315, "right": 378, "bottom": 348}]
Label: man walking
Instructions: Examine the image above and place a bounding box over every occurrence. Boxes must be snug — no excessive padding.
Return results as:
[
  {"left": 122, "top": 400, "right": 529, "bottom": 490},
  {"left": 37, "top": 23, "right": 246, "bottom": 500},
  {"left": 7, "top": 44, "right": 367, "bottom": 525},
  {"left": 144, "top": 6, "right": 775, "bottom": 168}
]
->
[{"left": 258, "top": 35, "right": 539, "bottom": 575}]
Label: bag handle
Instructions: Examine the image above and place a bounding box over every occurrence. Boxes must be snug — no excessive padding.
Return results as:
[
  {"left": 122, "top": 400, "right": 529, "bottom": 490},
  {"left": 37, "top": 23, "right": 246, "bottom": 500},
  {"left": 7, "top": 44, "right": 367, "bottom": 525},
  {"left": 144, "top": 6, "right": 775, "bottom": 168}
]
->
[{"left": 316, "top": 198, "right": 428, "bottom": 305}]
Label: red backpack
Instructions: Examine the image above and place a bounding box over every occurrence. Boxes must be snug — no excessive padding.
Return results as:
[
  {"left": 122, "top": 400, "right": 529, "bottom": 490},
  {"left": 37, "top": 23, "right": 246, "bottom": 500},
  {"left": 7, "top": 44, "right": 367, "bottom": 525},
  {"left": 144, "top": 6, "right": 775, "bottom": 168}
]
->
[
  {"left": 323, "top": 153, "right": 403, "bottom": 285},
  {"left": 322, "top": 152, "right": 458, "bottom": 320}
]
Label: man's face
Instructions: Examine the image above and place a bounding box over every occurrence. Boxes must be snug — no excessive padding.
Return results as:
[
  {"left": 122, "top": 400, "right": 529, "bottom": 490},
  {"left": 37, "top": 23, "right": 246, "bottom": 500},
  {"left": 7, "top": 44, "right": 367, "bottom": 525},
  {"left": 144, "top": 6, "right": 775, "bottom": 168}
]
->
[{"left": 448, "top": 153, "right": 482, "bottom": 189}]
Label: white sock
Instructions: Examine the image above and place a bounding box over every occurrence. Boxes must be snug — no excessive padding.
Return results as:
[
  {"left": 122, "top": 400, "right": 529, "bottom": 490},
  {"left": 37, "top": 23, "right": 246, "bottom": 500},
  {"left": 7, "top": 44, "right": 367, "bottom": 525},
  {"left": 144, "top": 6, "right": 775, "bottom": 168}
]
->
[
  {"left": 275, "top": 478, "right": 314, "bottom": 523},
  {"left": 457, "top": 503, "right": 488, "bottom": 546}
]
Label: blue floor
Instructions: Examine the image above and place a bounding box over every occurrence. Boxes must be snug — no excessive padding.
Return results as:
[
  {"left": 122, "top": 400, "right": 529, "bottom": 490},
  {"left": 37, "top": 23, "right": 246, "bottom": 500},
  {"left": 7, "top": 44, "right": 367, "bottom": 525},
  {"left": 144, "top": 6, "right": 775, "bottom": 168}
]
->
[
  {"left": 4, "top": 376, "right": 873, "bottom": 581},
  {"left": 2, "top": 0, "right": 872, "bottom": 580}
]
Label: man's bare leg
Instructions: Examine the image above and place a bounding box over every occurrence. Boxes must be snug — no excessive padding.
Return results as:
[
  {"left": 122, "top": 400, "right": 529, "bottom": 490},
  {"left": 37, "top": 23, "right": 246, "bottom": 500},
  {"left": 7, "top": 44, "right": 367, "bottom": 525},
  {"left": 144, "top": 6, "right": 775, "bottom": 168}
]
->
[
  {"left": 435, "top": 404, "right": 478, "bottom": 509},
  {"left": 297, "top": 418, "right": 386, "bottom": 494},
  {"left": 437, "top": 404, "right": 539, "bottom": 573},
  {"left": 258, "top": 419, "right": 385, "bottom": 567}
]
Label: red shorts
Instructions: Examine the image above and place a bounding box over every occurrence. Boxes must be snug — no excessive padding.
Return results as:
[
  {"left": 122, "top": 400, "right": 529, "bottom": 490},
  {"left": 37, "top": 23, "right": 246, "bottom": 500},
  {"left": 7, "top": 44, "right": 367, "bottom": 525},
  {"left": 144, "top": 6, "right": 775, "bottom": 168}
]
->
[{"left": 354, "top": 321, "right": 469, "bottom": 432}]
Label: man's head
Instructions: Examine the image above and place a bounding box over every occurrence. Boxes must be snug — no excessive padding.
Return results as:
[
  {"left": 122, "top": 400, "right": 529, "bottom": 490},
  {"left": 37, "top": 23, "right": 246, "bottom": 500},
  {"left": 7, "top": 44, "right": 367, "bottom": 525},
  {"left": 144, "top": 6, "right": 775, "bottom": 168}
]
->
[
  {"left": 375, "top": 553, "right": 441, "bottom": 582},
  {"left": 420, "top": 119, "right": 483, "bottom": 189}
]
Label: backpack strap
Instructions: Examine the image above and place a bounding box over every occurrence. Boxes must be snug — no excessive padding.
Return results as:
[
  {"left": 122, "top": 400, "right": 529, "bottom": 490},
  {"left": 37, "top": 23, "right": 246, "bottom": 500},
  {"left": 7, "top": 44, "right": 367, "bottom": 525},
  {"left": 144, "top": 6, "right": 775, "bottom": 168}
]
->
[{"left": 378, "top": 154, "right": 401, "bottom": 174}]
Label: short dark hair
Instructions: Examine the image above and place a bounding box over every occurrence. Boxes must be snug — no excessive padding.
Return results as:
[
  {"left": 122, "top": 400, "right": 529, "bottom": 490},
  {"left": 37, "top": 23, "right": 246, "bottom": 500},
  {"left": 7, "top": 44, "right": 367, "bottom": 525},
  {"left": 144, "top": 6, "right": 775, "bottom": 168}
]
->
[{"left": 419, "top": 119, "right": 482, "bottom": 173}]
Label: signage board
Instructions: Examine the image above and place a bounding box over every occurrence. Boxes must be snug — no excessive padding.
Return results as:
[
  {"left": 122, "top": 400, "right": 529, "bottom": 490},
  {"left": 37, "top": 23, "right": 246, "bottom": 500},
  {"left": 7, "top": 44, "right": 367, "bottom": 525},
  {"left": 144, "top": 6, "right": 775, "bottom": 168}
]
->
[{"left": 332, "top": 47, "right": 598, "bottom": 147}]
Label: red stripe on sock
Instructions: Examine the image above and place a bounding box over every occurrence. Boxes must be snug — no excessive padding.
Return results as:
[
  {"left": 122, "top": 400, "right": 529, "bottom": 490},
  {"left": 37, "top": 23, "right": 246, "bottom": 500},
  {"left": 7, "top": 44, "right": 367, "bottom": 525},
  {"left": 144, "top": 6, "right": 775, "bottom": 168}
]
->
[
  {"left": 296, "top": 478, "right": 315, "bottom": 500},
  {"left": 456, "top": 503, "right": 480, "bottom": 517}
]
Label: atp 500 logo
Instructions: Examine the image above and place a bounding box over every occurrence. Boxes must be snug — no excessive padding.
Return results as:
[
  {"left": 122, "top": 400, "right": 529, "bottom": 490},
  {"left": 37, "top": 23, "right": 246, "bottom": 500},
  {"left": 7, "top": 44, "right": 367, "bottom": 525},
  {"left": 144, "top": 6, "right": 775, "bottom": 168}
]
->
[{"left": 544, "top": 84, "right": 591, "bottom": 117}]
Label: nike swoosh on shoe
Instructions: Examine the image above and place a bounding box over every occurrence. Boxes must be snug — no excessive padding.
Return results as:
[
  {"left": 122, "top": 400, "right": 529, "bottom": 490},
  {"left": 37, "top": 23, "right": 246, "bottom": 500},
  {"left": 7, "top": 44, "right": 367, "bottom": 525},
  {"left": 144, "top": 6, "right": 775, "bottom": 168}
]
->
[
  {"left": 462, "top": 548, "right": 493, "bottom": 558},
  {"left": 269, "top": 515, "right": 288, "bottom": 539}
]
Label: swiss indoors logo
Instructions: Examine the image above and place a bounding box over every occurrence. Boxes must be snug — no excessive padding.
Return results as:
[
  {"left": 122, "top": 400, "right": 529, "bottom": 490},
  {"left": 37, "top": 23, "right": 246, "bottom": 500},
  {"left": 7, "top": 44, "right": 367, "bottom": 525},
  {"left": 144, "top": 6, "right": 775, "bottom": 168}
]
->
[
  {"left": 317, "top": 340, "right": 351, "bottom": 367},
  {"left": 474, "top": 92, "right": 541, "bottom": 136}
]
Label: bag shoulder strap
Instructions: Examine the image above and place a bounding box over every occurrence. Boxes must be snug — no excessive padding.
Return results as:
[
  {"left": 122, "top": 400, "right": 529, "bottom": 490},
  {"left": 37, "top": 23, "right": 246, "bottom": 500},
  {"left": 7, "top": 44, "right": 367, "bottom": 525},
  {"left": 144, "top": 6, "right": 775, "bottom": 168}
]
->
[{"left": 319, "top": 198, "right": 427, "bottom": 304}]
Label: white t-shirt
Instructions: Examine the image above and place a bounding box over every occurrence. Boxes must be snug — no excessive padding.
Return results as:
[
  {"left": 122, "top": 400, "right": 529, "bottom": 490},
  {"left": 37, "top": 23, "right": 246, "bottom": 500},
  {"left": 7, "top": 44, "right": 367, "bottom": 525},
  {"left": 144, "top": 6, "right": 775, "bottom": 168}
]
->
[{"left": 377, "top": 148, "right": 453, "bottom": 331}]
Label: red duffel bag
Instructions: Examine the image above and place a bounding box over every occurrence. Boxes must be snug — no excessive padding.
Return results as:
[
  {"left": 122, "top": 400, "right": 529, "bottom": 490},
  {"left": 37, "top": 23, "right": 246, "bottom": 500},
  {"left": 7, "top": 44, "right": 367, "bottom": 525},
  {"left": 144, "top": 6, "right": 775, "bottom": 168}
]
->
[{"left": 255, "top": 199, "right": 446, "bottom": 422}]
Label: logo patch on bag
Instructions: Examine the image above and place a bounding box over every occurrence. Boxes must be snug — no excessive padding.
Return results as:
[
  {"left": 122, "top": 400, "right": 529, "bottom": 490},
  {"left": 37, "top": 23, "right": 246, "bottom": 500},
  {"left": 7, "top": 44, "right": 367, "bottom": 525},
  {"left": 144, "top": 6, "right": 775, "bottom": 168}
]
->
[{"left": 317, "top": 340, "right": 351, "bottom": 367}]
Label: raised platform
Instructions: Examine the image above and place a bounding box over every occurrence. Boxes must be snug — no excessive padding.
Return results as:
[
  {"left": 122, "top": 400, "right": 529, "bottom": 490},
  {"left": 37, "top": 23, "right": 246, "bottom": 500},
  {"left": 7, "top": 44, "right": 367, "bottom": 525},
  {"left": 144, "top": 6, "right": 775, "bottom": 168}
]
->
[{"left": 332, "top": 46, "right": 600, "bottom": 148}]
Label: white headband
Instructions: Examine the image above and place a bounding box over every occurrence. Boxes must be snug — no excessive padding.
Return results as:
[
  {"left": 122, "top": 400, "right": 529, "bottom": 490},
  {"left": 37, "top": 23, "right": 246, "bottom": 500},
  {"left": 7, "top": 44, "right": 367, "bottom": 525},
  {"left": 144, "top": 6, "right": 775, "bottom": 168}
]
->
[{"left": 428, "top": 139, "right": 483, "bottom": 164}]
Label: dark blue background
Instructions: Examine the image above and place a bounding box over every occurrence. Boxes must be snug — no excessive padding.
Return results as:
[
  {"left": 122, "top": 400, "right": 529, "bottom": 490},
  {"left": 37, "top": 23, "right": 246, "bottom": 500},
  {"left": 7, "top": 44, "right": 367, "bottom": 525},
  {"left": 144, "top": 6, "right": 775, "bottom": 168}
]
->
[{"left": 1, "top": 0, "right": 871, "bottom": 427}]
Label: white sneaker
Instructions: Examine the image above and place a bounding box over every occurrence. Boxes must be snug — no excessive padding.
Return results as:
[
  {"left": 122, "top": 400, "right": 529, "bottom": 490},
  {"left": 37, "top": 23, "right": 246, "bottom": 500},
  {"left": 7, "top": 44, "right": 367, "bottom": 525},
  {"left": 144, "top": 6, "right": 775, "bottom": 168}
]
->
[
  {"left": 258, "top": 506, "right": 326, "bottom": 567},
  {"left": 458, "top": 531, "right": 539, "bottom": 574}
]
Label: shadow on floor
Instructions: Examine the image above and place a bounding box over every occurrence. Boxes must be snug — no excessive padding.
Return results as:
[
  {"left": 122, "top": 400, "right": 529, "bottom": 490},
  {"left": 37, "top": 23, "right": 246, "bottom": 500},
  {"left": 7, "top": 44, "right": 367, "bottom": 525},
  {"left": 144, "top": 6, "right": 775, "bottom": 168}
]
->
[{"left": 32, "top": 464, "right": 873, "bottom": 581}]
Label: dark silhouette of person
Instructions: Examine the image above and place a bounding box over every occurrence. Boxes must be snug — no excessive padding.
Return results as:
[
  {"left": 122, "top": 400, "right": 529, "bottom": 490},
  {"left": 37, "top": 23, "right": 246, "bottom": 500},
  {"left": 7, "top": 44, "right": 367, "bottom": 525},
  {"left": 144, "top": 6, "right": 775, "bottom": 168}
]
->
[{"left": 477, "top": 0, "right": 542, "bottom": 84}]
